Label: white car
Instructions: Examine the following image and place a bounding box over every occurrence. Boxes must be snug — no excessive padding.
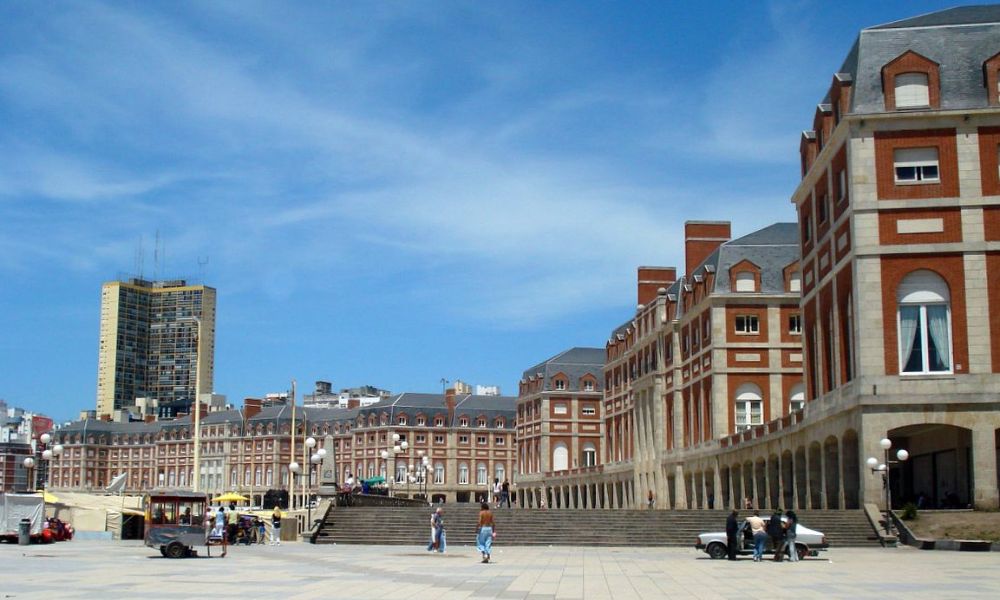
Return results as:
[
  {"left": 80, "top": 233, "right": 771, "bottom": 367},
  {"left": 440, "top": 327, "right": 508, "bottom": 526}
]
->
[{"left": 695, "top": 516, "right": 827, "bottom": 560}]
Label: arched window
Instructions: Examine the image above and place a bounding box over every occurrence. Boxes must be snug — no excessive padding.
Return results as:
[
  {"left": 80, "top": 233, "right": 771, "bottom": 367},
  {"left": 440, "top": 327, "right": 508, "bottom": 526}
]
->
[
  {"left": 552, "top": 443, "right": 569, "bottom": 471},
  {"left": 895, "top": 72, "right": 929, "bottom": 108},
  {"left": 434, "top": 463, "right": 445, "bottom": 484},
  {"left": 495, "top": 463, "right": 505, "bottom": 482},
  {"left": 458, "top": 463, "right": 469, "bottom": 484},
  {"left": 789, "top": 383, "right": 805, "bottom": 412},
  {"left": 582, "top": 442, "right": 597, "bottom": 467},
  {"left": 735, "top": 271, "right": 756, "bottom": 292},
  {"left": 734, "top": 383, "right": 764, "bottom": 432},
  {"left": 476, "top": 463, "right": 488, "bottom": 485},
  {"left": 898, "top": 270, "right": 952, "bottom": 374}
]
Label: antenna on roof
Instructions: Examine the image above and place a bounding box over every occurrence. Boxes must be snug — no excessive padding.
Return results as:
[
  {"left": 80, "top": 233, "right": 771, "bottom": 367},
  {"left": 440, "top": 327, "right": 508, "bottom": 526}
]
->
[
  {"left": 154, "top": 230, "right": 161, "bottom": 281},
  {"left": 197, "top": 256, "right": 209, "bottom": 283}
]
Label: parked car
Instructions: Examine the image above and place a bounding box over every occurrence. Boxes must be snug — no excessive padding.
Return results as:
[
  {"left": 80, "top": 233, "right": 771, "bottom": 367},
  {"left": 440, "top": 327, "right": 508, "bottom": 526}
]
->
[{"left": 695, "top": 516, "right": 827, "bottom": 560}]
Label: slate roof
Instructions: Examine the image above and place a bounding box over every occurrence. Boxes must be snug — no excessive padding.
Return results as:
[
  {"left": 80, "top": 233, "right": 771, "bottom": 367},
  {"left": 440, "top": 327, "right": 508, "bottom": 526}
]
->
[
  {"left": 356, "top": 393, "right": 517, "bottom": 429},
  {"left": 521, "top": 347, "right": 605, "bottom": 392},
  {"left": 57, "top": 419, "right": 161, "bottom": 435},
  {"left": 710, "top": 223, "right": 799, "bottom": 294},
  {"left": 835, "top": 6, "right": 1000, "bottom": 114}
]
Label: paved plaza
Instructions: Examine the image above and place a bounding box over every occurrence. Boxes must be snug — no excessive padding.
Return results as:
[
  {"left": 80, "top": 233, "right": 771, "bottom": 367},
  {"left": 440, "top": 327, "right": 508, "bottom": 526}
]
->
[{"left": 1, "top": 540, "right": 998, "bottom": 599}]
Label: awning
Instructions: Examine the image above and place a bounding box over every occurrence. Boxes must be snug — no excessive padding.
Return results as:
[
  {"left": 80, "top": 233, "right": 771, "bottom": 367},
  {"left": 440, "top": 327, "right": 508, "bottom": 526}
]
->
[{"left": 361, "top": 477, "right": 385, "bottom": 485}]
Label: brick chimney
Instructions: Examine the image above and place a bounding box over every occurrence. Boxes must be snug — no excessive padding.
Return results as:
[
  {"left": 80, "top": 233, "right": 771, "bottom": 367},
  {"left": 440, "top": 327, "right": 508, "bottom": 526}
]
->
[
  {"left": 637, "top": 267, "right": 676, "bottom": 307},
  {"left": 242, "top": 398, "right": 262, "bottom": 420},
  {"left": 685, "top": 221, "right": 731, "bottom": 278},
  {"left": 445, "top": 388, "right": 457, "bottom": 422}
]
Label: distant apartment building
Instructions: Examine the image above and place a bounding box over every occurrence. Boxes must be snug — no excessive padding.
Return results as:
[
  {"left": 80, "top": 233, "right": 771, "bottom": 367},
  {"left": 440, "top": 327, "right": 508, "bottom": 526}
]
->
[
  {"left": 96, "top": 278, "right": 216, "bottom": 416},
  {"left": 303, "top": 382, "right": 391, "bottom": 409},
  {"left": 0, "top": 403, "right": 55, "bottom": 492}
]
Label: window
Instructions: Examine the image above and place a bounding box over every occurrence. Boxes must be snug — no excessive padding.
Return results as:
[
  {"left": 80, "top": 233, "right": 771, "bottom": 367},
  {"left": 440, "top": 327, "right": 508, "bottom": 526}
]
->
[
  {"left": 817, "top": 193, "right": 828, "bottom": 223},
  {"left": 803, "top": 214, "right": 812, "bottom": 243},
  {"left": 495, "top": 436, "right": 505, "bottom": 445},
  {"left": 895, "top": 72, "right": 930, "bottom": 108},
  {"left": 477, "top": 418, "right": 487, "bottom": 428},
  {"left": 788, "top": 314, "right": 802, "bottom": 335},
  {"left": 477, "top": 435, "right": 487, "bottom": 445},
  {"left": 458, "top": 435, "right": 469, "bottom": 444},
  {"left": 583, "top": 380, "right": 595, "bottom": 392},
  {"left": 552, "top": 442, "right": 569, "bottom": 471},
  {"left": 395, "top": 464, "right": 406, "bottom": 483},
  {"left": 789, "top": 271, "right": 801, "bottom": 293},
  {"left": 838, "top": 170, "right": 847, "bottom": 203},
  {"left": 553, "top": 403, "right": 567, "bottom": 415},
  {"left": 434, "top": 463, "right": 444, "bottom": 484},
  {"left": 476, "top": 463, "right": 488, "bottom": 485},
  {"left": 416, "top": 434, "right": 425, "bottom": 443},
  {"left": 434, "top": 434, "right": 444, "bottom": 444},
  {"left": 734, "top": 383, "right": 764, "bottom": 432},
  {"left": 435, "top": 418, "right": 444, "bottom": 427},
  {"left": 735, "top": 315, "right": 759, "bottom": 334},
  {"left": 554, "top": 379, "right": 566, "bottom": 390},
  {"left": 789, "top": 383, "right": 805, "bottom": 412},
  {"left": 582, "top": 443, "right": 597, "bottom": 467},
  {"left": 458, "top": 417, "right": 468, "bottom": 427},
  {"left": 898, "top": 270, "right": 952, "bottom": 374},
  {"left": 582, "top": 406, "right": 596, "bottom": 416},
  {"left": 894, "top": 147, "right": 939, "bottom": 183},
  {"left": 495, "top": 464, "right": 505, "bottom": 482},
  {"left": 735, "top": 271, "right": 755, "bottom": 292},
  {"left": 416, "top": 417, "right": 425, "bottom": 426},
  {"left": 397, "top": 416, "right": 407, "bottom": 425}
]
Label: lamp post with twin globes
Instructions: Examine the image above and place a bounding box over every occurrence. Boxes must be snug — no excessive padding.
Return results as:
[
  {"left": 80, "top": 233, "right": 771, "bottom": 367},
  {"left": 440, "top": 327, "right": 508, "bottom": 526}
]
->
[{"left": 866, "top": 437, "right": 909, "bottom": 535}]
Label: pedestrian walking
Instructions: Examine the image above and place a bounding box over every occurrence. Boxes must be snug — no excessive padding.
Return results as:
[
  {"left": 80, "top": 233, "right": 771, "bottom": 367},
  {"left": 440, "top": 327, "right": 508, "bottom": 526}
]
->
[
  {"left": 270, "top": 506, "right": 282, "bottom": 546},
  {"left": 747, "top": 510, "right": 766, "bottom": 562},
  {"left": 767, "top": 509, "right": 786, "bottom": 561},
  {"left": 493, "top": 478, "right": 502, "bottom": 508},
  {"left": 227, "top": 503, "right": 239, "bottom": 544},
  {"left": 725, "top": 509, "right": 740, "bottom": 561},
  {"left": 783, "top": 510, "right": 799, "bottom": 562},
  {"left": 647, "top": 489, "right": 655, "bottom": 509},
  {"left": 427, "top": 507, "right": 446, "bottom": 552},
  {"left": 476, "top": 502, "right": 496, "bottom": 563},
  {"left": 501, "top": 479, "right": 511, "bottom": 509}
]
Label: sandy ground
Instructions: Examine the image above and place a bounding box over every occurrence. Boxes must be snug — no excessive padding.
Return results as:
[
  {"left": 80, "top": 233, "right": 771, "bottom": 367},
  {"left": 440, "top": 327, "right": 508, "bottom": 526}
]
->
[{"left": 902, "top": 510, "right": 1000, "bottom": 541}]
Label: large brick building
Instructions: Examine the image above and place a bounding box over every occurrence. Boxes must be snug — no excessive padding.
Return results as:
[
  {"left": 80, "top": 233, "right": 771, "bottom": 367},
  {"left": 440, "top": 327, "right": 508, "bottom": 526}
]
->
[
  {"left": 517, "top": 6, "right": 1000, "bottom": 512},
  {"left": 47, "top": 391, "right": 516, "bottom": 506}
]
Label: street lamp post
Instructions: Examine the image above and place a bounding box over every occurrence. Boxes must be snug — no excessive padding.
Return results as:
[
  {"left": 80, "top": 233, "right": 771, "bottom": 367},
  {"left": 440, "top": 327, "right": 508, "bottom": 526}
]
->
[
  {"left": 22, "top": 457, "right": 35, "bottom": 493},
  {"left": 40, "top": 432, "right": 62, "bottom": 493},
  {"left": 380, "top": 434, "right": 408, "bottom": 497},
  {"left": 304, "top": 437, "right": 317, "bottom": 510},
  {"left": 289, "top": 462, "right": 300, "bottom": 511},
  {"left": 866, "top": 437, "right": 909, "bottom": 536},
  {"left": 308, "top": 452, "right": 322, "bottom": 528}
]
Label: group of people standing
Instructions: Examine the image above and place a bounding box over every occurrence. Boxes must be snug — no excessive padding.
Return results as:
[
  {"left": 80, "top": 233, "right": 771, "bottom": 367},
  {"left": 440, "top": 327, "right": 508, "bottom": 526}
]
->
[
  {"left": 426, "top": 502, "right": 497, "bottom": 563},
  {"left": 726, "top": 509, "right": 799, "bottom": 562}
]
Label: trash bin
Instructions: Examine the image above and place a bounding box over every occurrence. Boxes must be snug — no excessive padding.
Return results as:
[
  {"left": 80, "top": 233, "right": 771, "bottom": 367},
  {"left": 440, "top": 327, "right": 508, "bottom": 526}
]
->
[{"left": 18, "top": 518, "right": 31, "bottom": 545}]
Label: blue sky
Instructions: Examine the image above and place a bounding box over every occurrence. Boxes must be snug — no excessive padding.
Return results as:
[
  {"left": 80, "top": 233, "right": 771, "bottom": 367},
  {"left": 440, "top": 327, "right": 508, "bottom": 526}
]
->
[{"left": 0, "top": 1, "right": 984, "bottom": 421}]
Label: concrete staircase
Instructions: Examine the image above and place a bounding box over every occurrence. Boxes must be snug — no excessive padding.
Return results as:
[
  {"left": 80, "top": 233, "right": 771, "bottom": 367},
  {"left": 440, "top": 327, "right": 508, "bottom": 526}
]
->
[{"left": 313, "top": 505, "right": 879, "bottom": 547}]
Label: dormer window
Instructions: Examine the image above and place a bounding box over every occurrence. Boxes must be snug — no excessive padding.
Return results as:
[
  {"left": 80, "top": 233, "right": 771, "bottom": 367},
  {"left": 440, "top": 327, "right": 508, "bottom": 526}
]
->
[
  {"left": 477, "top": 418, "right": 487, "bottom": 428},
  {"left": 459, "top": 417, "right": 469, "bottom": 427},
  {"left": 894, "top": 72, "right": 930, "bottom": 108},
  {"left": 735, "top": 271, "right": 756, "bottom": 292},
  {"left": 789, "top": 271, "right": 801, "bottom": 293},
  {"left": 554, "top": 379, "right": 566, "bottom": 391},
  {"left": 583, "top": 380, "right": 595, "bottom": 392}
]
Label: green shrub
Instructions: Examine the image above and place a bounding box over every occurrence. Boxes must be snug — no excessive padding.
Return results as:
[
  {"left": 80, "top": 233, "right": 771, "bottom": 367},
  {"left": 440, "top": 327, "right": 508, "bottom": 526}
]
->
[{"left": 900, "top": 503, "right": 918, "bottom": 521}]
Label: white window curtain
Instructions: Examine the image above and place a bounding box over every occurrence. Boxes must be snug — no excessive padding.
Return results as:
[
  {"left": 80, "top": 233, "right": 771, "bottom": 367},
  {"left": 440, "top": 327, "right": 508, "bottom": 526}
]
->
[
  {"left": 895, "top": 72, "right": 930, "bottom": 107},
  {"left": 434, "top": 463, "right": 444, "bottom": 484},
  {"left": 458, "top": 464, "right": 469, "bottom": 484},
  {"left": 476, "top": 463, "right": 488, "bottom": 485},
  {"left": 734, "top": 383, "right": 764, "bottom": 432},
  {"left": 395, "top": 465, "right": 406, "bottom": 483},
  {"left": 552, "top": 443, "right": 569, "bottom": 471},
  {"left": 789, "top": 384, "right": 805, "bottom": 412},
  {"left": 789, "top": 272, "right": 801, "bottom": 292},
  {"left": 898, "top": 270, "right": 952, "bottom": 373},
  {"left": 495, "top": 464, "right": 505, "bottom": 482}
]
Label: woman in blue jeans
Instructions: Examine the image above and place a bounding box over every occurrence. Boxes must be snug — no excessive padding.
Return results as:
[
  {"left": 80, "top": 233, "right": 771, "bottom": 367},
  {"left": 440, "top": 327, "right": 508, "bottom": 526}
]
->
[
  {"left": 476, "top": 502, "right": 496, "bottom": 563},
  {"left": 746, "top": 511, "right": 767, "bottom": 562}
]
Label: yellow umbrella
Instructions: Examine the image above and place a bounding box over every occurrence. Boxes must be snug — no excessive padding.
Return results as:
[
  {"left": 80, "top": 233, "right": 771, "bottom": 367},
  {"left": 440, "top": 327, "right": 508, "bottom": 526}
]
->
[
  {"left": 42, "top": 490, "right": 60, "bottom": 503},
  {"left": 211, "top": 493, "right": 250, "bottom": 503}
]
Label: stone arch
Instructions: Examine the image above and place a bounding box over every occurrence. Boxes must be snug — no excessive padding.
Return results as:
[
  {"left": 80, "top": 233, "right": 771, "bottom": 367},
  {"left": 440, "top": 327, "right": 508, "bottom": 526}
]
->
[
  {"left": 781, "top": 449, "right": 794, "bottom": 508},
  {"left": 730, "top": 463, "right": 742, "bottom": 509},
  {"left": 794, "top": 446, "right": 807, "bottom": 509},
  {"left": 742, "top": 461, "right": 754, "bottom": 507},
  {"left": 754, "top": 458, "right": 767, "bottom": 509},
  {"left": 767, "top": 454, "right": 780, "bottom": 509},
  {"left": 886, "top": 423, "right": 974, "bottom": 509},
  {"left": 842, "top": 429, "right": 861, "bottom": 509},
  {"left": 720, "top": 465, "right": 731, "bottom": 508},
  {"left": 824, "top": 435, "right": 841, "bottom": 509},
  {"left": 808, "top": 442, "right": 823, "bottom": 509}
]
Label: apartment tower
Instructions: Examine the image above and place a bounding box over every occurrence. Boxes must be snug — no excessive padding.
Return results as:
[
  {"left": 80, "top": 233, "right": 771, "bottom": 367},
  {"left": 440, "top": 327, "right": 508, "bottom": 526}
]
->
[{"left": 96, "top": 279, "right": 216, "bottom": 416}]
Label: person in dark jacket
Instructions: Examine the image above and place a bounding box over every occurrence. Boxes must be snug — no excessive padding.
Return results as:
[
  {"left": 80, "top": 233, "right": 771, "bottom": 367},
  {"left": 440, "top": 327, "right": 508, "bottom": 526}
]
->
[
  {"left": 725, "top": 510, "right": 740, "bottom": 560},
  {"left": 767, "top": 509, "right": 786, "bottom": 561}
]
